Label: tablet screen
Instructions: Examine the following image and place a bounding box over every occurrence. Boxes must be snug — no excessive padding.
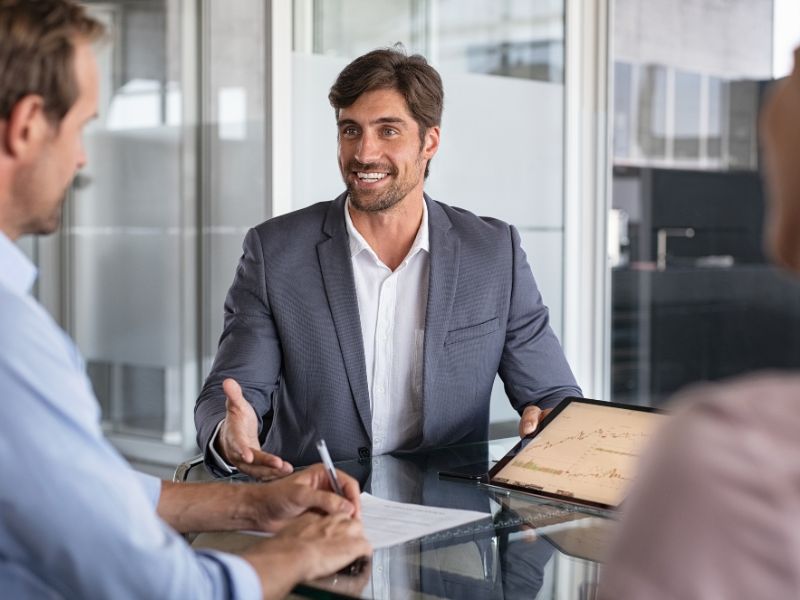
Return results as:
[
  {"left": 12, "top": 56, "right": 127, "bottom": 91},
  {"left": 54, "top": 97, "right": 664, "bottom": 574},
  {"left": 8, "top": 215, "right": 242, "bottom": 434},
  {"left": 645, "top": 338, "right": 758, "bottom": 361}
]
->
[{"left": 490, "top": 399, "right": 668, "bottom": 509}]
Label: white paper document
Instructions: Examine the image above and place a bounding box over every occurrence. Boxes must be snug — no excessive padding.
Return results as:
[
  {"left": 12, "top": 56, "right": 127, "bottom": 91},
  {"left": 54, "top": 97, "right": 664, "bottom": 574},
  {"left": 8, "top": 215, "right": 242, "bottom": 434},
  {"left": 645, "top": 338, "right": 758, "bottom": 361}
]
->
[{"left": 359, "top": 492, "right": 489, "bottom": 549}]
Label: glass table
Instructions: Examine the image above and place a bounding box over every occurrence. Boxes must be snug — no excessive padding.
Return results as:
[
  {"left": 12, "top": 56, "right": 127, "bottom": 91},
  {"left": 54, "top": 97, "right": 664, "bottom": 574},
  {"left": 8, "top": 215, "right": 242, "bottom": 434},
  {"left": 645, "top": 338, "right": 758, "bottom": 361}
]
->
[{"left": 192, "top": 438, "right": 612, "bottom": 599}]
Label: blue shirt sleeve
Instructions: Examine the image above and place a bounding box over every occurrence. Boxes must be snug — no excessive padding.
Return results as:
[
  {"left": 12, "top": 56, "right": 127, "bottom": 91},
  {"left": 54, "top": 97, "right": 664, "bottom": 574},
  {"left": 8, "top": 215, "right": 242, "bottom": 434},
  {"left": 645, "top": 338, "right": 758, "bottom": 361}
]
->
[
  {"left": 0, "top": 288, "right": 262, "bottom": 599},
  {"left": 134, "top": 471, "right": 163, "bottom": 507}
]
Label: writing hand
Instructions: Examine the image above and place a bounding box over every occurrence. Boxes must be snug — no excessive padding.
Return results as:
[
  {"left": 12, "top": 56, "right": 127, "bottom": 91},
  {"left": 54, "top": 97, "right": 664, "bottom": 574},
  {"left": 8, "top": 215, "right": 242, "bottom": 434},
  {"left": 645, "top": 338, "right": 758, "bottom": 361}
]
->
[
  {"left": 242, "top": 512, "right": 372, "bottom": 599},
  {"left": 248, "top": 463, "right": 363, "bottom": 532}
]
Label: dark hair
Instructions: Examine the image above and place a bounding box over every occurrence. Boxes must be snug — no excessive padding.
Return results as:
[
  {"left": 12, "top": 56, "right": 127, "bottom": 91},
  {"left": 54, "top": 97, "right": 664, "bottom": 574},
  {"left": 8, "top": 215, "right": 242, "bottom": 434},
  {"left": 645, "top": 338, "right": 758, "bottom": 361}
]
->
[
  {"left": 329, "top": 45, "right": 443, "bottom": 178},
  {"left": 0, "top": 0, "right": 106, "bottom": 125}
]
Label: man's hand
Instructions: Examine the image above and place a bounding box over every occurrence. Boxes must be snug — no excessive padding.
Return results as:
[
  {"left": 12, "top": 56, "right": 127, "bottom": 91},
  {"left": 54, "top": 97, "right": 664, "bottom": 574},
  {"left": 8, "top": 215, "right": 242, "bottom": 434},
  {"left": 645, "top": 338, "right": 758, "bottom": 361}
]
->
[
  {"left": 519, "top": 405, "right": 553, "bottom": 437},
  {"left": 247, "top": 463, "right": 363, "bottom": 532},
  {"left": 158, "top": 464, "right": 361, "bottom": 534},
  {"left": 217, "top": 378, "right": 293, "bottom": 480},
  {"left": 242, "top": 512, "right": 372, "bottom": 600}
]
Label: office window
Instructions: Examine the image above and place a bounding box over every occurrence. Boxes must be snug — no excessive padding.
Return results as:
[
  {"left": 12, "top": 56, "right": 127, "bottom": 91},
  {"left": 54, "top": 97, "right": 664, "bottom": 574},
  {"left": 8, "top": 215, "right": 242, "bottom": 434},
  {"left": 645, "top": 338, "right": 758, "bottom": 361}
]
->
[
  {"left": 68, "top": 1, "right": 195, "bottom": 452},
  {"left": 610, "top": 0, "right": 800, "bottom": 406}
]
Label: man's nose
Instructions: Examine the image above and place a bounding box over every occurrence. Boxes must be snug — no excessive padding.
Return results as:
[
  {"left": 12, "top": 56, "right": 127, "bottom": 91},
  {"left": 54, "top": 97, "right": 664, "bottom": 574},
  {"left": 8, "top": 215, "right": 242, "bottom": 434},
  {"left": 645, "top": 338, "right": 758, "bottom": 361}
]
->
[
  {"left": 354, "top": 132, "right": 381, "bottom": 164},
  {"left": 76, "top": 143, "right": 88, "bottom": 170}
]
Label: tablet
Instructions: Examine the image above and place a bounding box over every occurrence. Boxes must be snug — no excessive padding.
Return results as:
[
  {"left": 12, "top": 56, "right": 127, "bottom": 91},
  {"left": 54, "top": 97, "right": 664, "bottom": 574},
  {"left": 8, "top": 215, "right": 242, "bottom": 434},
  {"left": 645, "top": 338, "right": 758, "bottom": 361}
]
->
[{"left": 487, "top": 397, "right": 667, "bottom": 511}]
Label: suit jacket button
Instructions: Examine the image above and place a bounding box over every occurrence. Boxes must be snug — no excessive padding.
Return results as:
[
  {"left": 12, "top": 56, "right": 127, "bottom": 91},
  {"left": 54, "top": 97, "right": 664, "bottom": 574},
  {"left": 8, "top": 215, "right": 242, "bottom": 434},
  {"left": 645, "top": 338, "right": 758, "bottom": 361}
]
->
[{"left": 358, "top": 446, "right": 371, "bottom": 459}]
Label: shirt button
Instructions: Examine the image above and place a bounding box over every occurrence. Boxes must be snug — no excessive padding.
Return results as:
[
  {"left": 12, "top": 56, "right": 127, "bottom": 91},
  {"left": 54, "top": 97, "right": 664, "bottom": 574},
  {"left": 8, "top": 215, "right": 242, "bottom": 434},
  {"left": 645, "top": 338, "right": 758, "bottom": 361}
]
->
[{"left": 376, "top": 386, "right": 384, "bottom": 394}]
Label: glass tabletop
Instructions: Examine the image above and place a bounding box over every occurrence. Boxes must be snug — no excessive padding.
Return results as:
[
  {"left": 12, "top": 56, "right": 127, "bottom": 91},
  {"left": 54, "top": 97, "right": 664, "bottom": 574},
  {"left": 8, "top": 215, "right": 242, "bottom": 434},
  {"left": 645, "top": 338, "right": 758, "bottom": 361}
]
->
[{"left": 194, "top": 438, "right": 613, "bottom": 599}]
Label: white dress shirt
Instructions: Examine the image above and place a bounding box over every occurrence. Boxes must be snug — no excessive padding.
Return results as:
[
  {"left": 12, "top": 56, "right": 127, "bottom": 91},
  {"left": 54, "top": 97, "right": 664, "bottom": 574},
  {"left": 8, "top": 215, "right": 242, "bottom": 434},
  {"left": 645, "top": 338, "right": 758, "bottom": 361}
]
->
[
  {"left": 210, "top": 198, "right": 429, "bottom": 467},
  {"left": 344, "top": 198, "right": 429, "bottom": 455}
]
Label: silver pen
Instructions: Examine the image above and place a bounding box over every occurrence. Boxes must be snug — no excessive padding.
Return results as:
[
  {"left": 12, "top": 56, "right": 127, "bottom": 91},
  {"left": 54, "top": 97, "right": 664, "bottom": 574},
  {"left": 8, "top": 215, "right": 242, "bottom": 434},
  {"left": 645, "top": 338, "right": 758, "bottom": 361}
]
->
[
  {"left": 315, "top": 438, "right": 368, "bottom": 575},
  {"left": 315, "top": 439, "right": 344, "bottom": 497}
]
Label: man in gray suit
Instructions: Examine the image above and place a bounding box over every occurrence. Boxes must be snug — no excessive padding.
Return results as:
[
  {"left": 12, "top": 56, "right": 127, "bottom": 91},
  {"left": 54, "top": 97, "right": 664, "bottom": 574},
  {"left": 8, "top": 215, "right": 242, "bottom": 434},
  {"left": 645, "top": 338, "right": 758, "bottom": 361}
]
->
[{"left": 195, "top": 47, "right": 581, "bottom": 479}]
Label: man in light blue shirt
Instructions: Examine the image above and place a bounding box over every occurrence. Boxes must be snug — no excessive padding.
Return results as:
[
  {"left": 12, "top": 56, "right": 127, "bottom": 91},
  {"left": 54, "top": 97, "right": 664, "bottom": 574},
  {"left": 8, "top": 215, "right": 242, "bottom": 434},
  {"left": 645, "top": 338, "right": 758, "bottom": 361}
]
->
[{"left": 0, "top": 1, "right": 370, "bottom": 598}]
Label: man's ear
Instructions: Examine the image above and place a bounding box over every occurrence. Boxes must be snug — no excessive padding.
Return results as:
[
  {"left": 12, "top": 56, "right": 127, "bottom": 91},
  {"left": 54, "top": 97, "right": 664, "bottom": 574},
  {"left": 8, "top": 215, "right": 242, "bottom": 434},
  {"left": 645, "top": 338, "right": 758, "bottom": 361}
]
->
[
  {"left": 2, "top": 95, "right": 49, "bottom": 159},
  {"left": 422, "top": 125, "right": 440, "bottom": 159}
]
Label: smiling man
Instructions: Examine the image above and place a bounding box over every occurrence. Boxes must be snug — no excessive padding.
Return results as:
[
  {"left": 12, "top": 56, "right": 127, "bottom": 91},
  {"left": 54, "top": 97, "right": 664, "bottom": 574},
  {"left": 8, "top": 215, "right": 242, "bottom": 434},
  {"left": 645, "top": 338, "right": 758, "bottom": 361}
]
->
[{"left": 196, "top": 46, "right": 581, "bottom": 479}]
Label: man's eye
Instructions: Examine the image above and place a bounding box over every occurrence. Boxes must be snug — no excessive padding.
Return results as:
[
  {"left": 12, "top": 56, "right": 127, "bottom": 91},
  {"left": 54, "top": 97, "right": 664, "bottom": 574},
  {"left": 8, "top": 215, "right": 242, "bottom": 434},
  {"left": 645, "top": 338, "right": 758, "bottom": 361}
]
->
[
  {"left": 383, "top": 128, "right": 398, "bottom": 136},
  {"left": 342, "top": 127, "right": 358, "bottom": 137}
]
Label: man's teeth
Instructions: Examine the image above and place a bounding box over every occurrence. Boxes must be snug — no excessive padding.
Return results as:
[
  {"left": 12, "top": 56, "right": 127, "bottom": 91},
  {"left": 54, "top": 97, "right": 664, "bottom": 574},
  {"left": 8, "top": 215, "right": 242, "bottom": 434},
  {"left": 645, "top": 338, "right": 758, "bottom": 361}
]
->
[{"left": 357, "top": 172, "right": 387, "bottom": 181}]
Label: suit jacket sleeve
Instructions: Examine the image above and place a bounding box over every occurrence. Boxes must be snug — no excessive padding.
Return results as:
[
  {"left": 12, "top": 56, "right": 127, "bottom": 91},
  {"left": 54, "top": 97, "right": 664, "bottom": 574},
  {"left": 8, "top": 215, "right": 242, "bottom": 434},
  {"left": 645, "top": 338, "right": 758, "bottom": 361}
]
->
[
  {"left": 498, "top": 225, "right": 581, "bottom": 411},
  {"left": 194, "top": 228, "right": 282, "bottom": 465}
]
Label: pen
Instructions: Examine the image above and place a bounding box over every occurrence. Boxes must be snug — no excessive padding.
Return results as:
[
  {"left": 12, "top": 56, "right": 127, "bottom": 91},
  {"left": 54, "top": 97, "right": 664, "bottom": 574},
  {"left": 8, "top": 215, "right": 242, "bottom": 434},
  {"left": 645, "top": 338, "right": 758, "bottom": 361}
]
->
[
  {"left": 315, "top": 438, "right": 368, "bottom": 576},
  {"left": 315, "top": 439, "right": 345, "bottom": 497}
]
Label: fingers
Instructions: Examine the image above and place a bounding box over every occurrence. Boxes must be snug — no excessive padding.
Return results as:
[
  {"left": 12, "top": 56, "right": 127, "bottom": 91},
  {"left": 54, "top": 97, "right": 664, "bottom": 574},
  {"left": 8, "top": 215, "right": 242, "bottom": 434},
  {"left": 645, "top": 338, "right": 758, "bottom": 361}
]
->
[
  {"left": 222, "top": 377, "right": 244, "bottom": 401},
  {"left": 299, "top": 464, "right": 363, "bottom": 518},
  {"left": 519, "top": 405, "right": 555, "bottom": 437},
  {"left": 519, "top": 405, "right": 542, "bottom": 437},
  {"left": 321, "top": 513, "right": 372, "bottom": 567},
  {"left": 283, "top": 511, "right": 363, "bottom": 541},
  {"left": 284, "top": 513, "right": 372, "bottom": 580},
  {"left": 242, "top": 513, "right": 372, "bottom": 595},
  {"left": 236, "top": 450, "right": 294, "bottom": 480},
  {"left": 335, "top": 469, "right": 362, "bottom": 519},
  {"left": 249, "top": 449, "right": 293, "bottom": 472},
  {"left": 298, "top": 488, "right": 356, "bottom": 518}
]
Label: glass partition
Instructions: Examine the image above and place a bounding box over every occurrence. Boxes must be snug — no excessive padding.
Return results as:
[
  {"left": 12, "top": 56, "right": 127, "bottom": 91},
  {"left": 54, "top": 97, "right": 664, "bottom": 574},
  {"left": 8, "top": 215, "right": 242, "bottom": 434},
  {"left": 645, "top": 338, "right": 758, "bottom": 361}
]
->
[
  {"left": 60, "top": 1, "right": 192, "bottom": 454},
  {"left": 32, "top": 0, "right": 270, "bottom": 463},
  {"left": 610, "top": 0, "right": 800, "bottom": 406}
]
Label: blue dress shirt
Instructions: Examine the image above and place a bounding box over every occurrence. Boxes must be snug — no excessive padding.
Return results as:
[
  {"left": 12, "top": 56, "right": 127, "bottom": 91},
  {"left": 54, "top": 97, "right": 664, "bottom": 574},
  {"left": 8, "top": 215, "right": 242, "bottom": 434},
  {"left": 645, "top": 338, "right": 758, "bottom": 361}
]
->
[{"left": 0, "top": 232, "right": 261, "bottom": 599}]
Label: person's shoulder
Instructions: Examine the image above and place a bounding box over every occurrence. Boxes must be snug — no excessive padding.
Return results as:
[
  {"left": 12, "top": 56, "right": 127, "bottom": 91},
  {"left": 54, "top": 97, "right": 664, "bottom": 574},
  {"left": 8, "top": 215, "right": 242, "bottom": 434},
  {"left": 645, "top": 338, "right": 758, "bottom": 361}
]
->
[
  {"left": 0, "top": 286, "right": 70, "bottom": 372},
  {"left": 430, "top": 198, "right": 513, "bottom": 242},
  {"left": 433, "top": 199, "right": 509, "bottom": 230},
  {"left": 0, "top": 286, "right": 42, "bottom": 342},
  {"left": 243, "top": 199, "right": 340, "bottom": 256},
  {"left": 645, "top": 372, "right": 800, "bottom": 482},
  {"left": 669, "top": 371, "right": 800, "bottom": 433}
]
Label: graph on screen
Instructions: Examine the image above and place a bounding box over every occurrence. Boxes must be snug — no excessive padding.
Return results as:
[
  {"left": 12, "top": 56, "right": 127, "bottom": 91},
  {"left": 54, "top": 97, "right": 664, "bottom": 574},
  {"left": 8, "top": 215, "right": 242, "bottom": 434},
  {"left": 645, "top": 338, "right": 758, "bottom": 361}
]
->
[{"left": 492, "top": 402, "right": 668, "bottom": 507}]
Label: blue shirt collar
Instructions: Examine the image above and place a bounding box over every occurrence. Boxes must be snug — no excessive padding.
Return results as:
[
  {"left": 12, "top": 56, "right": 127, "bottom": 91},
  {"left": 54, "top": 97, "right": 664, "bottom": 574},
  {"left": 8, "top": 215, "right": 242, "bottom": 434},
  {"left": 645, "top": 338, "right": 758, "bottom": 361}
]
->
[{"left": 0, "top": 231, "right": 38, "bottom": 296}]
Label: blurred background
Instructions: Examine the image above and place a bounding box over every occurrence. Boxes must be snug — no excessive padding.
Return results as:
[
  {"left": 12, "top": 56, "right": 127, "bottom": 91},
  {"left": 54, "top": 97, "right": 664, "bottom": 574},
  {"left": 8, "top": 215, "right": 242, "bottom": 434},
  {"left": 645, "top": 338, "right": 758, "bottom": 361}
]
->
[{"left": 17, "top": 0, "right": 800, "bottom": 467}]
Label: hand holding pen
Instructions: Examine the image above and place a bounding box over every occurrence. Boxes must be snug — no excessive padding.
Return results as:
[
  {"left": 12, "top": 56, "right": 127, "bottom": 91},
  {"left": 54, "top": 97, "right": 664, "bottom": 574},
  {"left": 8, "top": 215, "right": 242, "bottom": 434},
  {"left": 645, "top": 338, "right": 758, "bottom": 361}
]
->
[
  {"left": 302, "top": 439, "right": 361, "bottom": 519},
  {"left": 316, "top": 439, "right": 369, "bottom": 574}
]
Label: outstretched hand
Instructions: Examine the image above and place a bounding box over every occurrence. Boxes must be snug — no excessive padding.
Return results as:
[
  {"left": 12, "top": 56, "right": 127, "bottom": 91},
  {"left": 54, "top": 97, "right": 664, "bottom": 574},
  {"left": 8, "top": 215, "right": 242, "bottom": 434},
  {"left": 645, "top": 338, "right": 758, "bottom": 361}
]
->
[{"left": 217, "top": 378, "right": 293, "bottom": 480}]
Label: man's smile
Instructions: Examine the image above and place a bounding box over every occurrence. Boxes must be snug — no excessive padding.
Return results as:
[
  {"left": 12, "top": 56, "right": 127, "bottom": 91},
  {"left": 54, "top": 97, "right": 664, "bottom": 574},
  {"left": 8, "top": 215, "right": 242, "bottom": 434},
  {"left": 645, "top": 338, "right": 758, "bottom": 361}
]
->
[{"left": 356, "top": 171, "right": 388, "bottom": 182}]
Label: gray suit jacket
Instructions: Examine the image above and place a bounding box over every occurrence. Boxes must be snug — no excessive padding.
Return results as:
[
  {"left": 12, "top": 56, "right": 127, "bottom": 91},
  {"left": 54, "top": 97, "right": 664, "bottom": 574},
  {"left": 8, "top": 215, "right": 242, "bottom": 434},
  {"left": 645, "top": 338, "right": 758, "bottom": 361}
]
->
[{"left": 195, "top": 193, "right": 580, "bottom": 468}]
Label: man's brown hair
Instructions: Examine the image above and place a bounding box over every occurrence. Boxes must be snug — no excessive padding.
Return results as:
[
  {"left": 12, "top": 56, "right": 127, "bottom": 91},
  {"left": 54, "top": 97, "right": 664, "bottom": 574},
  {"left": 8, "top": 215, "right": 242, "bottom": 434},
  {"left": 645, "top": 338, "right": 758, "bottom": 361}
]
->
[
  {"left": 0, "top": 0, "right": 105, "bottom": 125},
  {"left": 329, "top": 45, "right": 444, "bottom": 178}
]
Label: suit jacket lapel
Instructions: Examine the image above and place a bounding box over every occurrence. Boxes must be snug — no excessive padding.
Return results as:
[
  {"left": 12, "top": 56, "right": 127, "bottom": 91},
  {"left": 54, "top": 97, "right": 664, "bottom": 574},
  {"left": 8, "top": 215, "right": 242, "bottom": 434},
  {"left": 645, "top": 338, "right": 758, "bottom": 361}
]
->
[
  {"left": 422, "top": 196, "right": 460, "bottom": 437},
  {"left": 317, "top": 194, "right": 372, "bottom": 440}
]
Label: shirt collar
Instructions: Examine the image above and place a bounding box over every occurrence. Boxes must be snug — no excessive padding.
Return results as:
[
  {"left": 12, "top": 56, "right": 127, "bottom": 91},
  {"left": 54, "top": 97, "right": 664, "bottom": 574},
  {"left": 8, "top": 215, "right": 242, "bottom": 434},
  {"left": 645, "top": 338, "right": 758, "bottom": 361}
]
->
[
  {"left": 0, "top": 230, "right": 37, "bottom": 296},
  {"left": 344, "top": 196, "right": 430, "bottom": 263}
]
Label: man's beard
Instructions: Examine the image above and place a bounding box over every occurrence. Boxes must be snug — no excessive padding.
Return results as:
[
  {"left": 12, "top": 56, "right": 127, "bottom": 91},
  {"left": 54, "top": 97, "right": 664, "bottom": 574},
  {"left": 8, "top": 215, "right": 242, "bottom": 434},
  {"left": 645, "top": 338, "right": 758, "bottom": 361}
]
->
[
  {"left": 345, "top": 157, "right": 423, "bottom": 214},
  {"left": 12, "top": 158, "right": 71, "bottom": 236}
]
